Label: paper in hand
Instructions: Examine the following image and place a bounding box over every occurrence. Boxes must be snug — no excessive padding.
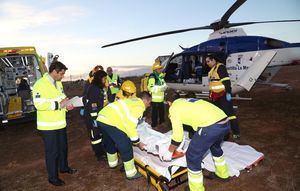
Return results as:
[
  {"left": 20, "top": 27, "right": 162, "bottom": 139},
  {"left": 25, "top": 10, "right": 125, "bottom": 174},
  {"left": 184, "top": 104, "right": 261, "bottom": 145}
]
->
[{"left": 66, "top": 96, "right": 83, "bottom": 107}]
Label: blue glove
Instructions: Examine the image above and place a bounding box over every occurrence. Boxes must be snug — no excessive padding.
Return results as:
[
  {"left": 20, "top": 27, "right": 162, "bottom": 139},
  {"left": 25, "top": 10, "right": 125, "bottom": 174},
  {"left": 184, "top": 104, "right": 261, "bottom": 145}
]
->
[
  {"left": 79, "top": 108, "right": 85, "bottom": 116},
  {"left": 93, "top": 120, "right": 98, "bottom": 127},
  {"left": 226, "top": 93, "right": 232, "bottom": 101}
]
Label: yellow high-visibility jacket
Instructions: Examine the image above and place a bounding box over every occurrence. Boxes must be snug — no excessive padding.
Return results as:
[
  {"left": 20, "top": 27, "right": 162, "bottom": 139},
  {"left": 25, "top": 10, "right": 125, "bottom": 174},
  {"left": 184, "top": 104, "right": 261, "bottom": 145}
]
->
[
  {"left": 169, "top": 98, "right": 227, "bottom": 145},
  {"left": 97, "top": 98, "right": 145, "bottom": 144},
  {"left": 32, "top": 73, "right": 67, "bottom": 131}
]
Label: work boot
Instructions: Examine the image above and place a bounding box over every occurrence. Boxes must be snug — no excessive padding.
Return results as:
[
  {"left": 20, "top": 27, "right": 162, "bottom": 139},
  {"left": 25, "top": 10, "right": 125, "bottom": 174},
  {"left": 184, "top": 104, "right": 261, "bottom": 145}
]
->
[
  {"left": 213, "top": 155, "right": 229, "bottom": 180},
  {"left": 126, "top": 171, "right": 142, "bottom": 180}
]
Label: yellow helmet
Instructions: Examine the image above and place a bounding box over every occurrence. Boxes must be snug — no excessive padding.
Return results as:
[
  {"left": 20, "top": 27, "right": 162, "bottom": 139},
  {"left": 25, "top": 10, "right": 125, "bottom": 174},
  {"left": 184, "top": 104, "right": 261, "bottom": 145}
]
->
[
  {"left": 121, "top": 80, "right": 136, "bottom": 94},
  {"left": 152, "top": 60, "right": 163, "bottom": 71}
]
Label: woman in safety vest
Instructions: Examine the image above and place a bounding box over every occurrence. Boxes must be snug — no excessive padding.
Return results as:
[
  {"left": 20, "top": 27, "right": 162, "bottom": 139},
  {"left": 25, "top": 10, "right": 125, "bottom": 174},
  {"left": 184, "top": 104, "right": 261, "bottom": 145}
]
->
[
  {"left": 206, "top": 54, "right": 240, "bottom": 141},
  {"left": 84, "top": 70, "right": 107, "bottom": 161}
]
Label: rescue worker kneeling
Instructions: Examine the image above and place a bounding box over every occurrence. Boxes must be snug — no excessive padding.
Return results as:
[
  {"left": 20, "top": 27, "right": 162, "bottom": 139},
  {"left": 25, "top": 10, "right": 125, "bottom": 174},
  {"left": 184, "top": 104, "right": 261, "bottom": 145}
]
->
[
  {"left": 161, "top": 90, "right": 230, "bottom": 191},
  {"left": 96, "top": 92, "right": 152, "bottom": 180},
  {"left": 115, "top": 80, "right": 136, "bottom": 101}
]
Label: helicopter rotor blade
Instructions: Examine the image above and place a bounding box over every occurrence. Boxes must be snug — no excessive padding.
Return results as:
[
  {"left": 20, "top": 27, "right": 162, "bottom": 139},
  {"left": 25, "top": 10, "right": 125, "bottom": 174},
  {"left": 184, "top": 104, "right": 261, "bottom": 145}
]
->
[
  {"left": 217, "top": 0, "right": 247, "bottom": 28},
  {"left": 102, "top": 26, "right": 212, "bottom": 48},
  {"left": 227, "top": 19, "right": 300, "bottom": 28}
]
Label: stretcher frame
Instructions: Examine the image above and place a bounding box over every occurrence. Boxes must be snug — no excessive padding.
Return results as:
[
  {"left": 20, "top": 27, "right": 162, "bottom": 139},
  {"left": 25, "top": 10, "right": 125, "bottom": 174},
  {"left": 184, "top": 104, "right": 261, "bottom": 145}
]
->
[{"left": 135, "top": 158, "right": 187, "bottom": 191}]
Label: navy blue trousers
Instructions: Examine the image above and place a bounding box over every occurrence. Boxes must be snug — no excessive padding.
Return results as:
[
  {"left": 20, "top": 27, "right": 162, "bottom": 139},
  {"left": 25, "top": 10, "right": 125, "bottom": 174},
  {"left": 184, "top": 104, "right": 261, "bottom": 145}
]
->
[
  {"left": 214, "top": 96, "right": 240, "bottom": 135},
  {"left": 97, "top": 121, "right": 133, "bottom": 162},
  {"left": 40, "top": 128, "right": 69, "bottom": 182},
  {"left": 186, "top": 122, "right": 230, "bottom": 171},
  {"left": 151, "top": 102, "right": 165, "bottom": 127}
]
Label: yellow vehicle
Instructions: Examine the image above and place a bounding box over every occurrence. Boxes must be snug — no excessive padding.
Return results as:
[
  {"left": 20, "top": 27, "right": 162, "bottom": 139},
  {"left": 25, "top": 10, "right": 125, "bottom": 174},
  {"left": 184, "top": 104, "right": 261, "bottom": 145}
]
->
[{"left": 0, "top": 47, "right": 47, "bottom": 125}]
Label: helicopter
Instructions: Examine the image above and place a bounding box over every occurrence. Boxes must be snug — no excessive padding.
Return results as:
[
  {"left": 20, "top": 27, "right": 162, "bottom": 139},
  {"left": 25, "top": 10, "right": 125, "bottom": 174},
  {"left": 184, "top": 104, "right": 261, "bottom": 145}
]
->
[{"left": 102, "top": 0, "right": 300, "bottom": 94}]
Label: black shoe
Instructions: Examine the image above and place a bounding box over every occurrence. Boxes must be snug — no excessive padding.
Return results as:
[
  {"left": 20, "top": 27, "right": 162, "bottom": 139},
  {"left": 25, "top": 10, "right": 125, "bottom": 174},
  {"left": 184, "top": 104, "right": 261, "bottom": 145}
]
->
[
  {"left": 204, "top": 172, "right": 230, "bottom": 182},
  {"left": 49, "top": 178, "right": 65, "bottom": 186},
  {"left": 119, "top": 165, "right": 125, "bottom": 173},
  {"left": 96, "top": 154, "right": 107, "bottom": 161},
  {"left": 126, "top": 171, "right": 142, "bottom": 180},
  {"left": 60, "top": 168, "right": 78, "bottom": 174}
]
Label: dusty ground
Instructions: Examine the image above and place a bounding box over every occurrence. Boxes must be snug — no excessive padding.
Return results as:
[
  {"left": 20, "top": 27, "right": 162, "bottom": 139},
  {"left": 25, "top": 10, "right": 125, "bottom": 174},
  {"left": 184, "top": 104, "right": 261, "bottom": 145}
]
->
[{"left": 0, "top": 66, "right": 299, "bottom": 191}]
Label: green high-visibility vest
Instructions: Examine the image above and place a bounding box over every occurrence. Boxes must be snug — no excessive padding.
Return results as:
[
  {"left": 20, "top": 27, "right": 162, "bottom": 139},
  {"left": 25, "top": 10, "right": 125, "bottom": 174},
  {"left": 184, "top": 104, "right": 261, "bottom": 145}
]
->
[
  {"left": 147, "top": 72, "right": 167, "bottom": 102},
  {"left": 107, "top": 73, "right": 120, "bottom": 94}
]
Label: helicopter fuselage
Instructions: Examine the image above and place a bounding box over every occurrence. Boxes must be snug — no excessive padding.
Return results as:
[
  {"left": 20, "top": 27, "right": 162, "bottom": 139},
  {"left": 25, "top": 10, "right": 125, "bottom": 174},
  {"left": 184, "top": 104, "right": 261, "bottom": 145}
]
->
[{"left": 164, "top": 34, "right": 300, "bottom": 94}]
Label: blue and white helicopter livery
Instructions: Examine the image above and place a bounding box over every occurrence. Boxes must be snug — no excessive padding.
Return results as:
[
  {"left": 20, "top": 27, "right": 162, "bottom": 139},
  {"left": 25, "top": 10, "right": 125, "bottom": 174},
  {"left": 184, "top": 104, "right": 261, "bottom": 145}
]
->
[{"left": 102, "top": 0, "right": 300, "bottom": 94}]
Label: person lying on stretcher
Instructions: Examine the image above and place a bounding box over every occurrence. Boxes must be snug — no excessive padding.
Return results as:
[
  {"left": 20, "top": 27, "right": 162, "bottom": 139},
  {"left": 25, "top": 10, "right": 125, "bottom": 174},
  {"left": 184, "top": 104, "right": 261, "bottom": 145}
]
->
[{"left": 160, "top": 90, "right": 230, "bottom": 191}]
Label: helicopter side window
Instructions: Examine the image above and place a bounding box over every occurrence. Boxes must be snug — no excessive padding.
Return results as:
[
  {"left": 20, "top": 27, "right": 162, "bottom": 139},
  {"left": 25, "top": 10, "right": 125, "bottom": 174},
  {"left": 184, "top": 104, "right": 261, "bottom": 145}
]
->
[{"left": 264, "top": 38, "right": 284, "bottom": 48}]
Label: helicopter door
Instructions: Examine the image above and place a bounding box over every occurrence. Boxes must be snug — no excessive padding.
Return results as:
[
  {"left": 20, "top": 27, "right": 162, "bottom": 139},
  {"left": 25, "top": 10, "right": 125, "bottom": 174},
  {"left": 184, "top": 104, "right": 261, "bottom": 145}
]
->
[
  {"left": 237, "top": 50, "right": 277, "bottom": 91},
  {"left": 164, "top": 55, "right": 183, "bottom": 83}
]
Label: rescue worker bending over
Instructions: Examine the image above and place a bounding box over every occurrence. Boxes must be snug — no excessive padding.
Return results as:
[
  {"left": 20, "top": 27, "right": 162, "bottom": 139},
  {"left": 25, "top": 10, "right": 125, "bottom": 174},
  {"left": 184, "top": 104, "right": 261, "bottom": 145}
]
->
[
  {"left": 115, "top": 80, "right": 136, "bottom": 101},
  {"left": 147, "top": 60, "right": 167, "bottom": 128},
  {"left": 161, "top": 90, "right": 230, "bottom": 191},
  {"left": 84, "top": 70, "right": 107, "bottom": 161},
  {"left": 96, "top": 92, "right": 152, "bottom": 180},
  {"left": 206, "top": 54, "right": 240, "bottom": 140}
]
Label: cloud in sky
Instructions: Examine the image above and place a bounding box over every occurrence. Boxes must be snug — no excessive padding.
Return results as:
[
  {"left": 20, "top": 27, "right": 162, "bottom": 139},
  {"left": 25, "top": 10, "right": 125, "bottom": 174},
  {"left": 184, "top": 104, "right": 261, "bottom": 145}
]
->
[
  {"left": 0, "top": 1, "right": 108, "bottom": 74},
  {"left": 0, "top": 2, "right": 85, "bottom": 33}
]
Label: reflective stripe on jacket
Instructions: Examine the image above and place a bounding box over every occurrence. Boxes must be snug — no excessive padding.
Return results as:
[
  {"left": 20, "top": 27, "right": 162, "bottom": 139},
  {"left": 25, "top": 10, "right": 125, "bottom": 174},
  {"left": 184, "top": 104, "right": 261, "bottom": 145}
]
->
[
  {"left": 208, "top": 63, "right": 227, "bottom": 93},
  {"left": 32, "top": 73, "right": 67, "bottom": 130}
]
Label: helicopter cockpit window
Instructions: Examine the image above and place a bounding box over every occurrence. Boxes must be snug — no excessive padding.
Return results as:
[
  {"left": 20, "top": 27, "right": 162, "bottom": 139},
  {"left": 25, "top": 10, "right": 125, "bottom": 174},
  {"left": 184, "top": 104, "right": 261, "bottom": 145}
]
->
[
  {"left": 165, "top": 54, "right": 211, "bottom": 84},
  {"left": 165, "top": 55, "right": 182, "bottom": 83},
  {"left": 264, "top": 38, "right": 284, "bottom": 48}
]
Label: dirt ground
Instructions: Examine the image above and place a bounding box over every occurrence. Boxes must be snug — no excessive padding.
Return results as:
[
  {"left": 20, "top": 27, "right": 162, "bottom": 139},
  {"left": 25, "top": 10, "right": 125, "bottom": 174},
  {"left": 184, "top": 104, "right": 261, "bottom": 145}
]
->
[{"left": 0, "top": 66, "right": 299, "bottom": 191}]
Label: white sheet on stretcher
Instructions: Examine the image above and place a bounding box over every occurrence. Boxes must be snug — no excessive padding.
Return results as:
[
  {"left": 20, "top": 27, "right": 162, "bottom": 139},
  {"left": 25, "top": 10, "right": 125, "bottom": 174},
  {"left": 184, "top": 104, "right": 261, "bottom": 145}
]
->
[{"left": 133, "top": 122, "right": 264, "bottom": 181}]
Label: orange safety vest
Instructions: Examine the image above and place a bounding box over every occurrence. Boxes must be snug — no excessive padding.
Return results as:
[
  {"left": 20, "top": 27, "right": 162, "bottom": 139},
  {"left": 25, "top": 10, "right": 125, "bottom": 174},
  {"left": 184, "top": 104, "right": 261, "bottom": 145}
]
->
[{"left": 208, "top": 63, "right": 226, "bottom": 100}]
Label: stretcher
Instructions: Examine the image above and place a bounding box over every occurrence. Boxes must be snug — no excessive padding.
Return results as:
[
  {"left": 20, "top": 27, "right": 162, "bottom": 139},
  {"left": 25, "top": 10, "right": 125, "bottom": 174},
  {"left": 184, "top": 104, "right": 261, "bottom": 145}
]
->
[{"left": 133, "top": 122, "right": 264, "bottom": 191}]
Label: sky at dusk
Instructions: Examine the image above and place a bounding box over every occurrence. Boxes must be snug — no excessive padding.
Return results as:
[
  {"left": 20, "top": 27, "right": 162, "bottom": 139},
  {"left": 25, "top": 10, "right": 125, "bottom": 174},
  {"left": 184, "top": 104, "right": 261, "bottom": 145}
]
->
[{"left": 0, "top": 0, "right": 299, "bottom": 78}]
